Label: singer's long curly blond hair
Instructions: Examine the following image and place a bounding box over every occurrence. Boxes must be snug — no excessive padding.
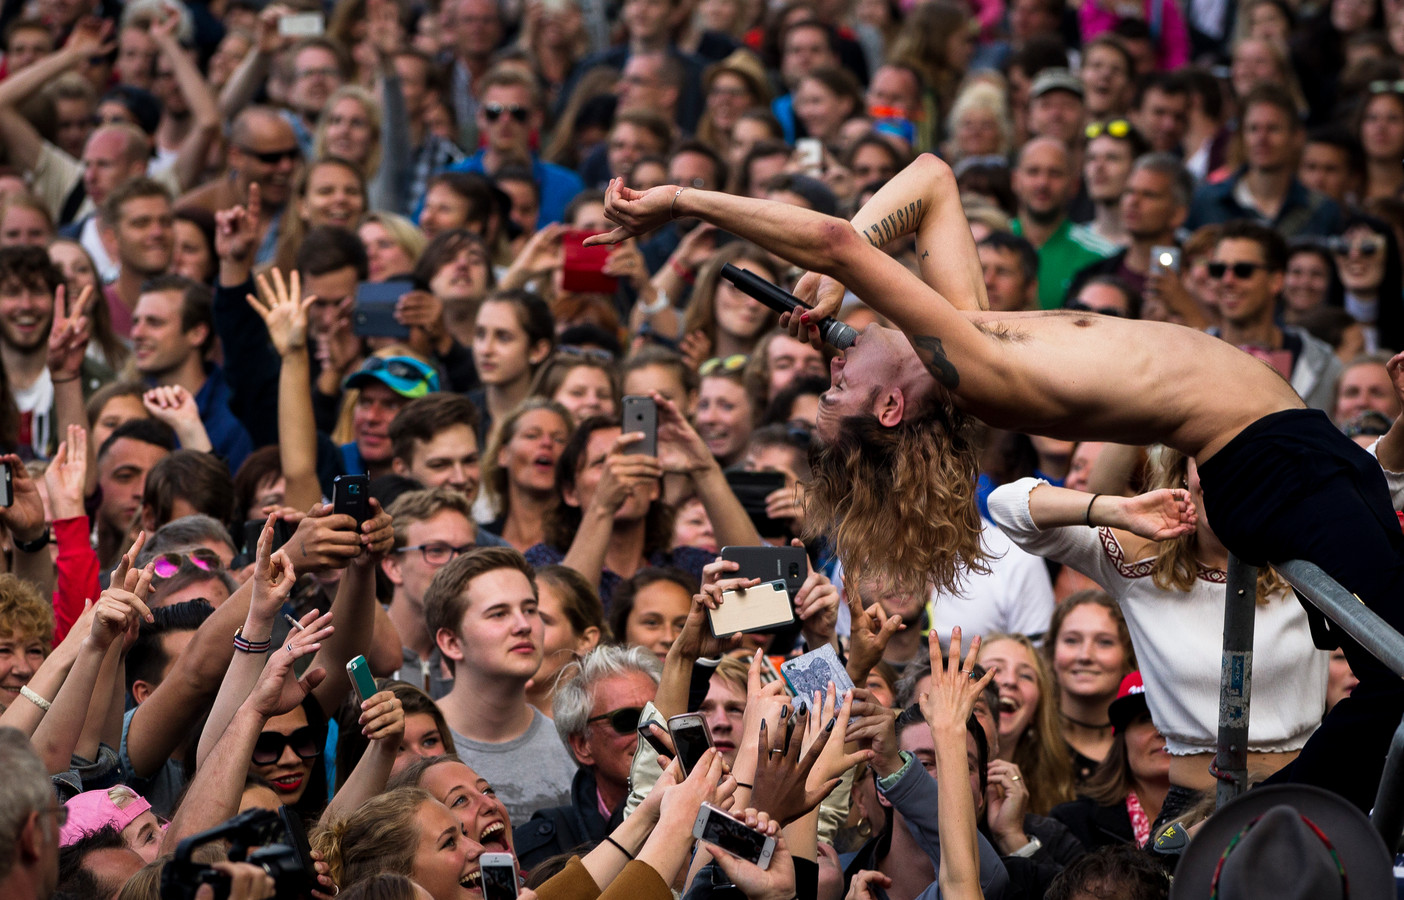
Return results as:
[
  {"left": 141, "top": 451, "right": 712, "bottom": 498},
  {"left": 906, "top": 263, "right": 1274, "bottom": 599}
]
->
[{"left": 806, "top": 405, "right": 989, "bottom": 596}]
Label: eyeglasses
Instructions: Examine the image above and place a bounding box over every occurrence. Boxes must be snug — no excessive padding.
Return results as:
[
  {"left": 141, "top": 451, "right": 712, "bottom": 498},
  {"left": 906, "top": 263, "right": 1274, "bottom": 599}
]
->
[
  {"left": 558, "top": 344, "right": 616, "bottom": 363},
  {"left": 152, "top": 548, "right": 223, "bottom": 580},
  {"left": 237, "top": 145, "right": 301, "bottom": 165},
  {"left": 587, "top": 706, "right": 644, "bottom": 734},
  {"left": 1369, "top": 79, "right": 1404, "bottom": 95},
  {"left": 396, "top": 542, "right": 474, "bottom": 565},
  {"left": 1328, "top": 235, "right": 1384, "bottom": 257},
  {"left": 297, "top": 66, "right": 342, "bottom": 80},
  {"left": 252, "top": 725, "right": 321, "bottom": 766},
  {"left": 699, "top": 354, "right": 748, "bottom": 376},
  {"left": 1064, "top": 300, "right": 1128, "bottom": 317},
  {"left": 1085, "top": 119, "right": 1132, "bottom": 140},
  {"left": 483, "top": 103, "right": 530, "bottom": 123},
  {"left": 46, "top": 805, "right": 69, "bottom": 827},
  {"left": 1206, "top": 261, "right": 1268, "bottom": 280}
]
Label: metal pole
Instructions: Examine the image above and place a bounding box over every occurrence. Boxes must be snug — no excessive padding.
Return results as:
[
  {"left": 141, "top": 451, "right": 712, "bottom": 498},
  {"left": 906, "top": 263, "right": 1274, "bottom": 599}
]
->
[
  {"left": 1216, "top": 554, "right": 1257, "bottom": 809},
  {"left": 1273, "top": 560, "right": 1404, "bottom": 678},
  {"left": 1370, "top": 716, "right": 1404, "bottom": 850}
]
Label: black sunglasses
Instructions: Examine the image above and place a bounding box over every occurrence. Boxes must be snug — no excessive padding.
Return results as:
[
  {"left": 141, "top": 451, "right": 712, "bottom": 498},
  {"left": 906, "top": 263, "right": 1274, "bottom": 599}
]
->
[
  {"left": 239, "top": 144, "right": 301, "bottom": 165},
  {"left": 1065, "top": 300, "right": 1128, "bottom": 318},
  {"left": 1206, "top": 261, "right": 1266, "bottom": 280},
  {"left": 484, "top": 103, "right": 529, "bottom": 123},
  {"left": 587, "top": 707, "right": 644, "bottom": 735},
  {"left": 252, "top": 725, "right": 321, "bottom": 766}
]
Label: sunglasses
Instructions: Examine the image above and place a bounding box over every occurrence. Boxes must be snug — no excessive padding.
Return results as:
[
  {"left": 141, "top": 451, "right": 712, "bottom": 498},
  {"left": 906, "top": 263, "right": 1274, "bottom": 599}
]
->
[
  {"left": 1206, "top": 261, "right": 1267, "bottom": 280},
  {"left": 1085, "top": 119, "right": 1132, "bottom": 140},
  {"left": 152, "top": 548, "right": 223, "bottom": 580},
  {"left": 252, "top": 725, "right": 321, "bottom": 766},
  {"left": 1369, "top": 79, "right": 1404, "bottom": 95},
  {"left": 1064, "top": 300, "right": 1128, "bottom": 317},
  {"left": 699, "top": 354, "right": 748, "bottom": 376},
  {"left": 238, "top": 144, "right": 301, "bottom": 165},
  {"left": 484, "top": 103, "right": 529, "bottom": 123},
  {"left": 587, "top": 706, "right": 644, "bottom": 735},
  {"left": 1328, "top": 235, "right": 1384, "bottom": 257}
]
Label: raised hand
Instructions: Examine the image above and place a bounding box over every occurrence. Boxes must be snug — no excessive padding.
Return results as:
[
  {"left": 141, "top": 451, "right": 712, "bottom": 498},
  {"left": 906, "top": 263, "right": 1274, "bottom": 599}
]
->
[
  {"left": 246, "top": 608, "right": 333, "bottom": 719},
  {"left": 282, "top": 503, "right": 362, "bottom": 573},
  {"left": 47, "top": 283, "right": 93, "bottom": 381},
  {"left": 919, "top": 626, "right": 996, "bottom": 736},
  {"left": 358, "top": 689, "right": 405, "bottom": 742},
  {"left": 671, "top": 590, "right": 743, "bottom": 663},
  {"left": 653, "top": 390, "right": 712, "bottom": 475},
  {"left": 844, "top": 687, "right": 901, "bottom": 775},
  {"left": 216, "top": 183, "right": 263, "bottom": 266},
  {"left": 92, "top": 534, "right": 156, "bottom": 649},
  {"left": 1110, "top": 488, "right": 1198, "bottom": 541},
  {"left": 792, "top": 554, "right": 839, "bottom": 648},
  {"left": 396, "top": 290, "right": 449, "bottom": 357},
  {"left": 592, "top": 432, "right": 663, "bottom": 514},
  {"left": 750, "top": 696, "right": 837, "bottom": 824},
  {"left": 585, "top": 178, "right": 683, "bottom": 245},
  {"left": 355, "top": 498, "right": 394, "bottom": 561},
  {"left": 842, "top": 574, "right": 904, "bottom": 683},
  {"left": 365, "top": 0, "right": 405, "bottom": 60},
  {"left": 44, "top": 426, "right": 88, "bottom": 521},
  {"left": 64, "top": 17, "right": 115, "bottom": 57},
  {"left": 246, "top": 267, "right": 315, "bottom": 356},
  {"left": 142, "top": 385, "right": 203, "bottom": 431},
  {"left": 801, "top": 684, "right": 869, "bottom": 796},
  {"left": 0, "top": 453, "right": 48, "bottom": 545},
  {"left": 148, "top": 3, "right": 183, "bottom": 49},
  {"left": 985, "top": 759, "right": 1030, "bottom": 851},
  {"left": 677, "top": 330, "right": 711, "bottom": 371},
  {"left": 846, "top": 870, "right": 894, "bottom": 900},
  {"left": 250, "top": 512, "right": 298, "bottom": 621}
]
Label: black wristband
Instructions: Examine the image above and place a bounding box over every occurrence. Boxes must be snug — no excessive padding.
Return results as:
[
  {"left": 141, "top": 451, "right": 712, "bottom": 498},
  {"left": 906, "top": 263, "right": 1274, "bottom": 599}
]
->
[{"left": 14, "top": 530, "right": 50, "bottom": 554}]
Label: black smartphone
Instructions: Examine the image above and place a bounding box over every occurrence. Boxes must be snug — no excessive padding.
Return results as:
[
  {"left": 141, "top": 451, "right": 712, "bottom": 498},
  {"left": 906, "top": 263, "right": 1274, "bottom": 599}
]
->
[
  {"left": 621, "top": 395, "right": 658, "bottom": 456},
  {"left": 692, "top": 803, "right": 777, "bottom": 869},
  {"left": 666, "top": 712, "right": 713, "bottom": 776},
  {"left": 721, "top": 544, "right": 808, "bottom": 599},
  {"left": 0, "top": 461, "right": 13, "bottom": 508},
  {"left": 637, "top": 721, "right": 673, "bottom": 757},
  {"left": 352, "top": 280, "right": 413, "bottom": 340},
  {"left": 724, "top": 469, "right": 789, "bottom": 536},
  {"left": 333, "top": 474, "right": 371, "bottom": 525}
]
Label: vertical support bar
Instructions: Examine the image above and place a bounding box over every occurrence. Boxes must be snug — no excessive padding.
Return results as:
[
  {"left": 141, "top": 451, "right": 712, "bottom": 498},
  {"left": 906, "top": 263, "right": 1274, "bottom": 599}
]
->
[
  {"left": 1370, "top": 715, "right": 1404, "bottom": 850},
  {"left": 1216, "top": 554, "right": 1257, "bottom": 809}
]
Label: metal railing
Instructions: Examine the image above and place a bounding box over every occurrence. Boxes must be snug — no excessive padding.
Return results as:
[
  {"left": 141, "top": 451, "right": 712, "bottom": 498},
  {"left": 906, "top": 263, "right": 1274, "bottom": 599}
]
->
[{"left": 1217, "top": 556, "right": 1404, "bottom": 846}]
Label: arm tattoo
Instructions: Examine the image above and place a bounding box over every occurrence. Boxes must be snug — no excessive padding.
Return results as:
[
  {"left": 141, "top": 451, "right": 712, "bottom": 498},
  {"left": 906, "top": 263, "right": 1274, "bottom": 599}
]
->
[
  {"left": 861, "top": 199, "right": 924, "bottom": 248},
  {"left": 911, "top": 335, "right": 960, "bottom": 389}
]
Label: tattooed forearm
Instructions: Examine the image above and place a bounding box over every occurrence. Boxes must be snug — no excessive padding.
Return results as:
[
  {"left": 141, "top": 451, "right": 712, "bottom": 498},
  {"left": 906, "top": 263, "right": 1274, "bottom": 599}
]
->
[
  {"left": 911, "top": 334, "right": 960, "bottom": 389},
  {"left": 861, "top": 198, "right": 924, "bottom": 248}
]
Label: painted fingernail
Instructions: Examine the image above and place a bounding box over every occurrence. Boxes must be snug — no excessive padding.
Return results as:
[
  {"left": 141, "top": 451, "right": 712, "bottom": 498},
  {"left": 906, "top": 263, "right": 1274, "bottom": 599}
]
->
[
  {"left": 800, "top": 312, "right": 810, "bottom": 323},
  {"left": 827, "top": 717, "right": 837, "bottom": 732},
  {"left": 780, "top": 706, "right": 790, "bottom": 720}
]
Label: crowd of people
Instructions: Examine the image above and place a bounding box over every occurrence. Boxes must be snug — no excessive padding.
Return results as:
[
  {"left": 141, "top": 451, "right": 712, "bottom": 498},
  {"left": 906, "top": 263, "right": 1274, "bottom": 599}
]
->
[{"left": 0, "top": 0, "right": 1401, "bottom": 896}]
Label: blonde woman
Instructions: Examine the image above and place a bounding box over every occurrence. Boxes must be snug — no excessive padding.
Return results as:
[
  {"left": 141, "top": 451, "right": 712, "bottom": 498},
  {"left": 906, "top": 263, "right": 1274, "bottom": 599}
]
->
[{"left": 943, "top": 80, "right": 1011, "bottom": 165}]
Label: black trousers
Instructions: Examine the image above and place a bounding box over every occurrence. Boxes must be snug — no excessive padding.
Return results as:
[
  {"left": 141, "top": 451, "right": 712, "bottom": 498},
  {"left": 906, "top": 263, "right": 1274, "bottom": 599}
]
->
[{"left": 1197, "top": 408, "right": 1404, "bottom": 812}]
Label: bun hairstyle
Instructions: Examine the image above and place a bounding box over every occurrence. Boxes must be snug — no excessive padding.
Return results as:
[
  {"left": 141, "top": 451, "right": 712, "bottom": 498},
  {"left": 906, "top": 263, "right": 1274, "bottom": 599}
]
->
[{"left": 313, "top": 787, "right": 432, "bottom": 889}]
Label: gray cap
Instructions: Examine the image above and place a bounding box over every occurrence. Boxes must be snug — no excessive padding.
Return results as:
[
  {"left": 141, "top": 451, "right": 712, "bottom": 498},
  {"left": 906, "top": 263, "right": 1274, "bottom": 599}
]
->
[{"left": 1030, "top": 68, "right": 1084, "bottom": 100}]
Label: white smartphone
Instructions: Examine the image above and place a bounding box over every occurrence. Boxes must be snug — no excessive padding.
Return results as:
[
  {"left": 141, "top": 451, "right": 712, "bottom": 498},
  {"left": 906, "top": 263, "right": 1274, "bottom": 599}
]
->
[
  {"left": 795, "top": 138, "right": 823, "bottom": 176},
  {"left": 279, "top": 12, "right": 325, "bottom": 36},
  {"left": 692, "top": 802, "right": 777, "bottom": 869},
  {"left": 1150, "top": 245, "right": 1181, "bottom": 275},
  {"left": 479, "top": 853, "right": 518, "bottom": 900},
  {"left": 707, "top": 579, "right": 795, "bottom": 637}
]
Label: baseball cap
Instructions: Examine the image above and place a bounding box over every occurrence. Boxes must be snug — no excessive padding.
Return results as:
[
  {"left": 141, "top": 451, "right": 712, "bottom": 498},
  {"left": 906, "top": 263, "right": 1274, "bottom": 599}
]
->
[
  {"left": 1030, "top": 68, "right": 1085, "bottom": 101},
  {"left": 343, "top": 356, "right": 440, "bottom": 398},
  {"left": 60, "top": 788, "right": 153, "bottom": 846},
  {"left": 1107, "top": 670, "right": 1148, "bottom": 733}
]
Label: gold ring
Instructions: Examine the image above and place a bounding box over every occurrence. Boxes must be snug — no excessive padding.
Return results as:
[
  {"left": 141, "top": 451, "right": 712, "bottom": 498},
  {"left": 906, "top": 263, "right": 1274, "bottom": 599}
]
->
[{"left": 1011, "top": 774, "right": 1021, "bottom": 781}]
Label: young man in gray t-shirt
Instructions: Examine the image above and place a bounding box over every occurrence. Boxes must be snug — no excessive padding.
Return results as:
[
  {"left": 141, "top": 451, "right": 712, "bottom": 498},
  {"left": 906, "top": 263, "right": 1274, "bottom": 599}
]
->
[{"left": 425, "top": 546, "right": 576, "bottom": 822}]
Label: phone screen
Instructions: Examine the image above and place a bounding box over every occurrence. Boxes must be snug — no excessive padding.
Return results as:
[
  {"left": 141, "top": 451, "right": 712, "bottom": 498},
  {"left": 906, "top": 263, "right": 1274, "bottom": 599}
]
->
[
  {"left": 480, "top": 863, "right": 518, "bottom": 900},
  {"left": 669, "top": 716, "right": 711, "bottom": 775},
  {"left": 699, "top": 808, "right": 769, "bottom": 864}
]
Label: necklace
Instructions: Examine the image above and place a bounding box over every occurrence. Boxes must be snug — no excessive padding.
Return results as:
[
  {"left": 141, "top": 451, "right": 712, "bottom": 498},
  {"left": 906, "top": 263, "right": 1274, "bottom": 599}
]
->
[{"left": 1061, "top": 711, "right": 1112, "bottom": 730}]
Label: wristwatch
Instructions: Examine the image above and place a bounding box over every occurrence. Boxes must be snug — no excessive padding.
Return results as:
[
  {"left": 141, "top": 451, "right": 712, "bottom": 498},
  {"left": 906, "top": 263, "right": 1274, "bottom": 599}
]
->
[{"left": 1010, "top": 835, "right": 1043, "bottom": 858}]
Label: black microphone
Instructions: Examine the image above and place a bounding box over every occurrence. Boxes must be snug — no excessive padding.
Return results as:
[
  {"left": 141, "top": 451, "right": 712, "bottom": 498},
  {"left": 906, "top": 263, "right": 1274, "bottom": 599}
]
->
[{"left": 720, "top": 264, "right": 858, "bottom": 349}]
